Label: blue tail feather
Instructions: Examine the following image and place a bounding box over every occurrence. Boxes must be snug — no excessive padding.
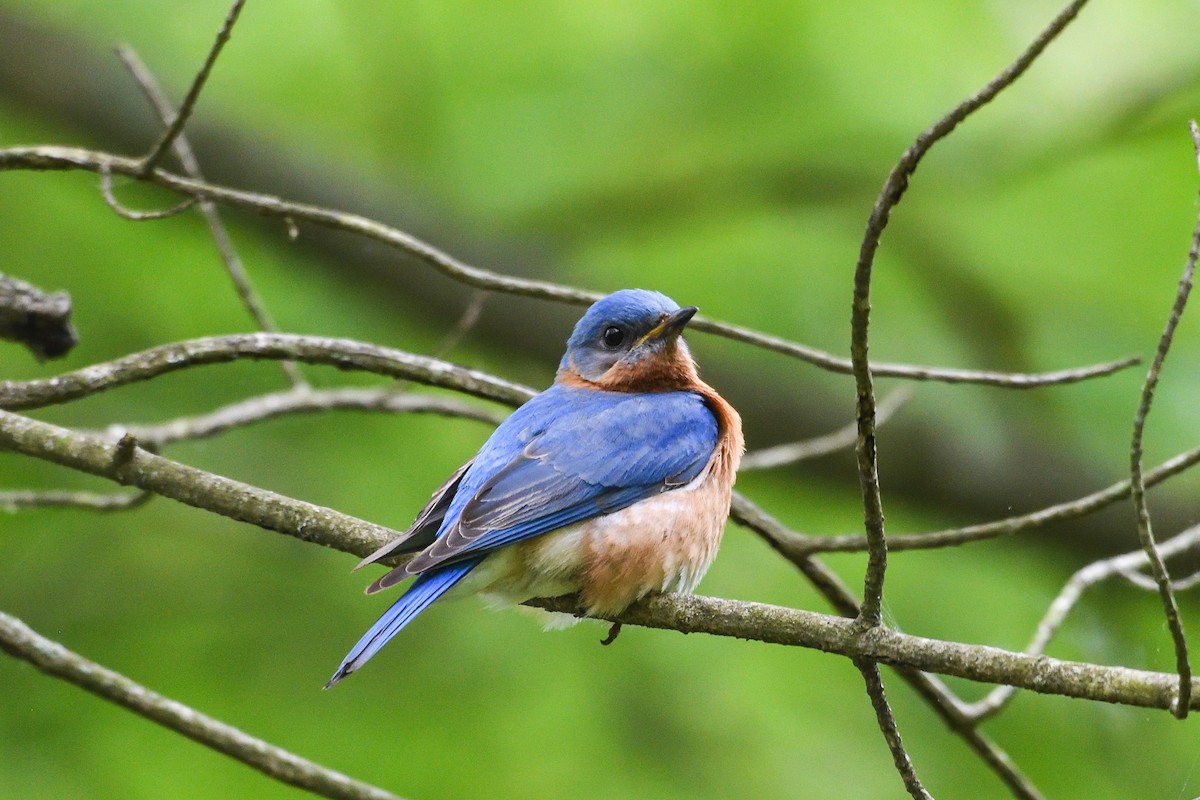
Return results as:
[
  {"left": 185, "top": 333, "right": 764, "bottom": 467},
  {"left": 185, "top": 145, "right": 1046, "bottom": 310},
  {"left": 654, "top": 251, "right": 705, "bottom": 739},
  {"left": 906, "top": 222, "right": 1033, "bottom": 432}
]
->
[{"left": 326, "top": 558, "right": 481, "bottom": 687}]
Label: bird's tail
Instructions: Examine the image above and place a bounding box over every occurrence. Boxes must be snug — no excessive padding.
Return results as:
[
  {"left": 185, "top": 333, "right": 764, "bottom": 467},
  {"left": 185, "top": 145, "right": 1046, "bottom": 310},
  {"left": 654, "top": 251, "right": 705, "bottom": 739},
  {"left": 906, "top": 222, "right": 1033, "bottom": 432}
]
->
[{"left": 325, "top": 557, "right": 482, "bottom": 688}]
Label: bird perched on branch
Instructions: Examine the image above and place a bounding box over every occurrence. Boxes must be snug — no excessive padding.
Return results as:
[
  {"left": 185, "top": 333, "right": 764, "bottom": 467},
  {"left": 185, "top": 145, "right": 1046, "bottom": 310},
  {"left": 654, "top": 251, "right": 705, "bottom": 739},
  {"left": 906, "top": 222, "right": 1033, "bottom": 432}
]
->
[{"left": 327, "top": 289, "right": 743, "bottom": 687}]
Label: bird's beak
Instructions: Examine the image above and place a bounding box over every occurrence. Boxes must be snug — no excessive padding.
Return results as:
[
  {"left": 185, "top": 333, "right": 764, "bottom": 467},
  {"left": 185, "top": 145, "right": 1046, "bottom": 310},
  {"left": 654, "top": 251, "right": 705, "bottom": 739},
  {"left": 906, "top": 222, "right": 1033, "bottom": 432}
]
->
[{"left": 636, "top": 306, "right": 698, "bottom": 348}]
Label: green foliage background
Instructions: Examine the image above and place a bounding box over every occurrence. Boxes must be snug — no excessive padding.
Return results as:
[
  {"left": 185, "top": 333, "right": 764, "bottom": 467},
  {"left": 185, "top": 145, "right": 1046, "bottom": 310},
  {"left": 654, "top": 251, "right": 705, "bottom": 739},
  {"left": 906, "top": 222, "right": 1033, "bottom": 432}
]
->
[{"left": 2, "top": 2, "right": 1200, "bottom": 798}]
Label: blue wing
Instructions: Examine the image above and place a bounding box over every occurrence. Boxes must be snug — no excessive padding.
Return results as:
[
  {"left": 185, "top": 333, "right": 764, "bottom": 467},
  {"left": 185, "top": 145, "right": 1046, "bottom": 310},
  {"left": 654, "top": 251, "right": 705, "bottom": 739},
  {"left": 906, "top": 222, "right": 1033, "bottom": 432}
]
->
[
  {"left": 402, "top": 385, "right": 718, "bottom": 574},
  {"left": 328, "top": 384, "right": 717, "bottom": 686},
  {"left": 326, "top": 557, "right": 482, "bottom": 687}
]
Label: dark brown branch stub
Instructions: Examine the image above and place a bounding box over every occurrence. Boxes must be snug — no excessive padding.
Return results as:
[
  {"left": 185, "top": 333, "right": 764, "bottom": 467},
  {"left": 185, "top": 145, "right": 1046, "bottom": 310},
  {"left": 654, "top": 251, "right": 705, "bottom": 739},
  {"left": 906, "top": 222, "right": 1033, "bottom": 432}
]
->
[{"left": 0, "top": 272, "right": 77, "bottom": 360}]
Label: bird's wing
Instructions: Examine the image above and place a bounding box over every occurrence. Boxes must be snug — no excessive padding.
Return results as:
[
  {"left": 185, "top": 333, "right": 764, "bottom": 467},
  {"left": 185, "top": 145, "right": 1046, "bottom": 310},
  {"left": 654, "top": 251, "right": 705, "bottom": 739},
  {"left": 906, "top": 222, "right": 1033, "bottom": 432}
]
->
[
  {"left": 402, "top": 390, "right": 718, "bottom": 575},
  {"left": 356, "top": 458, "right": 473, "bottom": 579}
]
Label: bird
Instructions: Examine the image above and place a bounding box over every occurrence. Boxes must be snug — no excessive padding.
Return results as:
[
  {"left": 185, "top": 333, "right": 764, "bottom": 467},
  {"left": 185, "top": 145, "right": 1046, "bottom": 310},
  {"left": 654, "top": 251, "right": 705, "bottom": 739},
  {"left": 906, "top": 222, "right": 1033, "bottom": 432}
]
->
[{"left": 326, "top": 289, "right": 743, "bottom": 687}]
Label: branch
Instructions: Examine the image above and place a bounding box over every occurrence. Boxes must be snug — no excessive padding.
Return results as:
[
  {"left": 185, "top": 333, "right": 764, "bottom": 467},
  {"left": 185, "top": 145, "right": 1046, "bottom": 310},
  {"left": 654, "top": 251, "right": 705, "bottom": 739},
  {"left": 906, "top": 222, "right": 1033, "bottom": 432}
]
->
[
  {"left": 0, "top": 145, "right": 1140, "bottom": 389},
  {"left": 116, "top": 43, "right": 307, "bottom": 389},
  {"left": 0, "top": 610, "right": 402, "bottom": 800},
  {"left": 109, "top": 386, "right": 505, "bottom": 447},
  {"left": 138, "top": 0, "right": 247, "bottom": 175},
  {"left": 0, "top": 408, "right": 398, "bottom": 558},
  {"left": 0, "top": 487, "right": 149, "bottom": 511},
  {"left": 0, "top": 408, "right": 1194, "bottom": 717},
  {"left": 0, "top": 272, "right": 77, "bottom": 360},
  {"left": 857, "top": 659, "right": 932, "bottom": 800},
  {"left": 1124, "top": 119, "right": 1200, "bottom": 719},
  {"left": 962, "top": 525, "right": 1200, "bottom": 722},
  {"left": 849, "top": 0, "right": 1091, "bottom": 627},
  {"left": 784, "top": 443, "right": 1200, "bottom": 555},
  {"left": 528, "top": 592, "right": 1200, "bottom": 711},
  {"left": 0, "top": 333, "right": 535, "bottom": 411},
  {"left": 99, "top": 161, "right": 198, "bottom": 219},
  {"left": 740, "top": 387, "right": 911, "bottom": 471},
  {"left": 730, "top": 492, "right": 1044, "bottom": 800}
]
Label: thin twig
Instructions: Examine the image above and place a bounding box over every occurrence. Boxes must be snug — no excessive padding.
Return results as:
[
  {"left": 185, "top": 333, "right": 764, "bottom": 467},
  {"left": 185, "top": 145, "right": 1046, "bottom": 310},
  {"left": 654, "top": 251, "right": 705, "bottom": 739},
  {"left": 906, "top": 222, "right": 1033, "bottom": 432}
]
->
[
  {"left": 108, "top": 386, "right": 505, "bottom": 447},
  {"left": 850, "top": 0, "right": 1090, "bottom": 629},
  {"left": 432, "top": 290, "right": 489, "bottom": 359},
  {"left": 785, "top": 443, "right": 1200, "bottom": 555},
  {"left": 730, "top": 492, "right": 1044, "bottom": 800},
  {"left": 1117, "top": 567, "right": 1200, "bottom": 593},
  {"left": 1125, "top": 119, "right": 1200, "bottom": 719},
  {"left": 0, "top": 146, "right": 1141, "bottom": 389},
  {"left": 0, "top": 488, "right": 150, "bottom": 512},
  {"left": 0, "top": 333, "right": 534, "bottom": 411},
  {"left": 961, "top": 525, "right": 1200, "bottom": 722},
  {"left": 741, "top": 387, "right": 911, "bottom": 471},
  {"left": 100, "top": 161, "right": 198, "bottom": 220},
  {"left": 0, "top": 610, "right": 402, "bottom": 800},
  {"left": 116, "top": 44, "right": 307, "bottom": 389},
  {"left": 856, "top": 659, "right": 933, "bottom": 799},
  {"left": 139, "top": 0, "right": 247, "bottom": 175}
]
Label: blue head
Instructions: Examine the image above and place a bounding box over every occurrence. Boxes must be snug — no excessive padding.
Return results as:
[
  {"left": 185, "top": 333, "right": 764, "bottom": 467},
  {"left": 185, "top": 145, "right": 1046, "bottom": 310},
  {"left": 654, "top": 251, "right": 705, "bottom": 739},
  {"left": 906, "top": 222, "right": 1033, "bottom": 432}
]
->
[{"left": 558, "top": 289, "right": 700, "bottom": 390}]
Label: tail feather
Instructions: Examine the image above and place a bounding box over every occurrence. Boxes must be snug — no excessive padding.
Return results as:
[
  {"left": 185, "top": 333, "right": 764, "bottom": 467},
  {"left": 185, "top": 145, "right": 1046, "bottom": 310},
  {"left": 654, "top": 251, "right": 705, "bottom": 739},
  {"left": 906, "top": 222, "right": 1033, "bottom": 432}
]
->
[{"left": 326, "top": 558, "right": 481, "bottom": 688}]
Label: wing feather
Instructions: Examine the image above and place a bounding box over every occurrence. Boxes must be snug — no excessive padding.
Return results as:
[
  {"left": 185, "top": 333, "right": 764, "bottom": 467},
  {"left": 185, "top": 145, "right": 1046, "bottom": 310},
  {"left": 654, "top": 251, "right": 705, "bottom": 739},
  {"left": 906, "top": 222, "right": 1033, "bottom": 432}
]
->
[{"left": 403, "top": 389, "right": 717, "bottom": 574}]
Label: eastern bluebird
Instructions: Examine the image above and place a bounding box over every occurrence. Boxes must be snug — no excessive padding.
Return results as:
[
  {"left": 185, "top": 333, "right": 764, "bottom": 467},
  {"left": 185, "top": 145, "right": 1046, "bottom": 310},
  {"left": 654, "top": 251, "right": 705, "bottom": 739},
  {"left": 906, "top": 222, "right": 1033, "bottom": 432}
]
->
[{"left": 327, "top": 289, "right": 743, "bottom": 686}]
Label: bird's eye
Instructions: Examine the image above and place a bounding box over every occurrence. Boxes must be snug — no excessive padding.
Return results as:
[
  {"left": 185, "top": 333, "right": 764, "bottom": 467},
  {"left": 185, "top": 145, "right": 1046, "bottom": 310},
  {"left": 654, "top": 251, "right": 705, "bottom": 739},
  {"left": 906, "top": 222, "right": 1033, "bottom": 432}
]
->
[{"left": 601, "top": 326, "right": 625, "bottom": 348}]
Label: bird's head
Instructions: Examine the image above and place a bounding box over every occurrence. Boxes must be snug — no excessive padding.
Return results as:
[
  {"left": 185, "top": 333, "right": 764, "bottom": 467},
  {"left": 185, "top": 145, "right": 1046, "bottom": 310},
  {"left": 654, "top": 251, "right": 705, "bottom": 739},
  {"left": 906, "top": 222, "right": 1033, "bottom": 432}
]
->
[{"left": 557, "top": 289, "right": 700, "bottom": 392}]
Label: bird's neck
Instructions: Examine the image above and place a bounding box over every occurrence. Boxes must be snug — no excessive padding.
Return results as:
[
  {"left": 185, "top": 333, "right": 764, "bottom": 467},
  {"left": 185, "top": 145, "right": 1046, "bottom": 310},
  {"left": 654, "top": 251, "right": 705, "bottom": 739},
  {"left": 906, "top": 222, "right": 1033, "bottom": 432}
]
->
[{"left": 558, "top": 347, "right": 702, "bottom": 394}]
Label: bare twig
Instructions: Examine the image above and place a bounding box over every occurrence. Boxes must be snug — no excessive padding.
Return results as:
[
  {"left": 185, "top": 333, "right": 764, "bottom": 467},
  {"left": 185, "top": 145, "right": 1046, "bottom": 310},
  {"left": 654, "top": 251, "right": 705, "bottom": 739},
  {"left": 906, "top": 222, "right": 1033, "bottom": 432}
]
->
[
  {"left": 116, "top": 44, "right": 307, "bottom": 389},
  {"left": 0, "top": 487, "right": 149, "bottom": 512},
  {"left": 857, "top": 659, "right": 932, "bottom": 800},
  {"left": 741, "top": 388, "right": 911, "bottom": 470},
  {"left": 109, "top": 386, "right": 505, "bottom": 447},
  {"left": 850, "top": 0, "right": 1090, "bottom": 629},
  {"left": 784, "top": 443, "right": 1200, "bottom": 556},
  {"left": 0, "top": 272, "right": 77, "bottom": 360},
  {"left": 99, "top": 161, "right": 198, "bottom": 220},
  {"left": 0, "top": 146, "right": 1141, "bottom": 389},
  {"left": 431, "top": 290, "right": 489, "bottom": 359},
  {"left": 0, "top": 333, "right": 534, "bottom": 411},
  {"left": 139, "top": 0, "right": 247, "bottom": 175},
  {"left": 1125, "top": 120, "right": 1200, "bottom": 719},
  {"left": 962, "top": 526, "right": 1200, "bottom": 722},
  {"left": 0, "top": 610, "right": 402, "bottom": 800},
  {"left": 1117, "top": 567, "right": 1200, "bottom": 593},
  {"left": 730, "top": 492, "right": 1044, "bottom": 800}
]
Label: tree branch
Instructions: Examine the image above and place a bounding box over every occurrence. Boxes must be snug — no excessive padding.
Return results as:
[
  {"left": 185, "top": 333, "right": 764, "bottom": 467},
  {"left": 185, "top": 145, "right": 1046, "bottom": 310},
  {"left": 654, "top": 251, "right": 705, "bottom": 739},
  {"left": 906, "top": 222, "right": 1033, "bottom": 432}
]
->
[
  {"left": 0, "top": 610, "right": 403, "bottom": 800},
  {"left": 1124, "top": 119, "right": 1200, "bottom": 719},
  {"left": 0, "top": 408, "right": 398, "bottom": 558},
  {"left": 115, "top": 43, "right": 307, "bottom": 389},
  {"left": 109, "top": 386, "right": 505, "bottom": 447},
  {"left": 740, "top": 387, "right": 911, "bottom": 471},
  {"left": 779, "top": 443, "right": 1200, "bottom": 555},
  {"left": 0, "top": 407, "right": 1193, "bottom": 712},
  {"left": 730, "top": 492, "right": 1044, "bottom": 800},
  {"left": 0, "top": 333, "right": 534, "bottom": 411},
  {"left": 138, "top": 0, "right": 247, "bottom": 175},
  {"left": 961, "top": 525, "right": 1200, "bottom": 722},
  {"left": 0, "top": 145, "right": 1140, "bottom": 389}
]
